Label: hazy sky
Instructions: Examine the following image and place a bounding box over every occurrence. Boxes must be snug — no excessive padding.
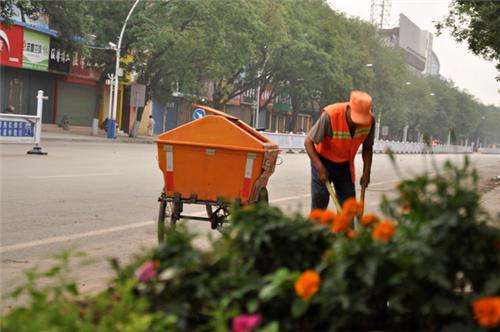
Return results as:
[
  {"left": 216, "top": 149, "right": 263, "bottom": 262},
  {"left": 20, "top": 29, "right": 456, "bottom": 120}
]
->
[{"left": 330, "top": 0, "right": 499, "bottom": 106}]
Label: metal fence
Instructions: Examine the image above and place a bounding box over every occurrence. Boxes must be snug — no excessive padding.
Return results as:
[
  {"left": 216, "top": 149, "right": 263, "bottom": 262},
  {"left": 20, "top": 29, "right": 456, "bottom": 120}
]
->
[
  {"left": 261, "top": 132, "right": 474, "bottom": 154},
  {"left": 478, "top": 147, "right": 500, "bottom": 154},
  {"left": 0, "top": 90, "right": 48, "bottom": 155}
]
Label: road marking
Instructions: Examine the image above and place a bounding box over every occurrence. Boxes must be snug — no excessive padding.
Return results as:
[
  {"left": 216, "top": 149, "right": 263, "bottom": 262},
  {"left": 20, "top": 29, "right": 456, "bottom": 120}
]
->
[
  {"left": 28, "top": 172, "right": 122, "bottom": 179},
  {"left": 0, "top": 194, "right": 314, "bottom": 253},
  {"left": 271, "top": 194, "right": 310, "bottom": 203}
]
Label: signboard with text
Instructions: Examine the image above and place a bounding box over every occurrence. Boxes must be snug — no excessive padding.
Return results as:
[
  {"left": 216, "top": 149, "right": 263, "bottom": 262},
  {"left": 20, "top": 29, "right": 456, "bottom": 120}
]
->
[
  {"left": 49, "top": 44, "right": 71, "bottom": 73},
  {"left": 22, "top": 30, "right": 49, "bottom": 71},
  {"left": 68, "top": 53, "right": 100, "bottom": 83},
  {"left": 0, "top": 23, "right": 23, "bottom": 68}
]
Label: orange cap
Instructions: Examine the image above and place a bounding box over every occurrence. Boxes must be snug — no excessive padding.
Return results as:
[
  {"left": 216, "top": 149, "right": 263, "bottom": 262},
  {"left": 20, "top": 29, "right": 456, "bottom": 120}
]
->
[{"left": 349, "top": 90, "right": 373, "bottom": 126}]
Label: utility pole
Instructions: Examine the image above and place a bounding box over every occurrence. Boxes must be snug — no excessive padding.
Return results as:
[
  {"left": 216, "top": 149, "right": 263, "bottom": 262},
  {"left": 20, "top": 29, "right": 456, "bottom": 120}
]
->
[{"left": 370, "top": 0, "right": 392, "bottom": 29}]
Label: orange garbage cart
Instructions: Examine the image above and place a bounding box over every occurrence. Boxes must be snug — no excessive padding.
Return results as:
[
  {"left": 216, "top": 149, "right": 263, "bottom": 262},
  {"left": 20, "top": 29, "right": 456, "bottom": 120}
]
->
[{"left": 155, "top": 104, "right": 279, "bottom": 241}]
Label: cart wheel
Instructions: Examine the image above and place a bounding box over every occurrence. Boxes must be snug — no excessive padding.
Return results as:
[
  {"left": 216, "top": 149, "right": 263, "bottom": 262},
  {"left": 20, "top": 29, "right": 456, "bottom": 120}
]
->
[
  {"left": 206, "top": 205, "right": 230, "bottom": 231},
  {"left": 258, "top": 187, "right": 269, "bottom": 205},
  {"left": 170, "top": 201, "right": 181, "bottom": 228},
  {"left": 158, "top": 200, "right": 179, "bottom": 243},
  {"left": 158, "top": 199, "right": 167, "bottom": 243}
]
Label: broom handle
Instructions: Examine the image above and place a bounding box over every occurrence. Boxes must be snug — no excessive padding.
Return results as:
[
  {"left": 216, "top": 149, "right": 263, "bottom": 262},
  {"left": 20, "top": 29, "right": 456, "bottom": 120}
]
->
[
  {"left": 360, "top": 185, "right": 367, "bottom": 215},
  {"left": 326, "top": 181, "right": 342, "bottom": 213}
]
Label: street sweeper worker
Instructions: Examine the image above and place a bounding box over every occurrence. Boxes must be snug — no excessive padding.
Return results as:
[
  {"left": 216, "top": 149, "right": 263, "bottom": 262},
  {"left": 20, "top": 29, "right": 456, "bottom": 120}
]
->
[{"left": 304, "top": 90, "right": 375, "bottom": 210}]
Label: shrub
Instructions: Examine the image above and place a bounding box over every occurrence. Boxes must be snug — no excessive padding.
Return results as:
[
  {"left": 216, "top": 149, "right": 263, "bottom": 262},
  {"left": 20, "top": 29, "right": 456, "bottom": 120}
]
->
[{"left": 1, "top": 159, "right": 499, "bottom": 331}]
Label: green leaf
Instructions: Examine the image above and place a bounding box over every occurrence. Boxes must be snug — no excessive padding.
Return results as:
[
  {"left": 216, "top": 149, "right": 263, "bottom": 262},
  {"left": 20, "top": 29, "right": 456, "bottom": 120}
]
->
[
  {"left": 259, "top": 284, "right": 279, "bottom": 301},
  {"left": 246, "top": 299, "right": 259, "bottom": 313},
  {"left": 259, "top": 321, "right": 279, "bottom": 332},
  {"left": 65, "top": 282, "right": 78, "bottom": 295},
  {"left": 291, "top": 298, "right": 309, "bottom": 318}
]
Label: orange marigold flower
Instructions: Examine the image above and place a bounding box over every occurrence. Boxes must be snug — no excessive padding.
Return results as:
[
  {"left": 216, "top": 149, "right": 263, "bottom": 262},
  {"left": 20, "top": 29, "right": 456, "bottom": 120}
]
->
[
  {"left": 294, "top": 270, "right": 320, "bottom": 301},
  {"left": 473, "top": 296, "right": 500, "bottom": 328},
  {"left": 308, "top": 209, "right": 324, "bottom": 222},
  {"left": 372, "top": 220, "right": 396, "bottom": 243},
  {"left": 331, "top": 213, "right": 352, "bottom": 233},
  {"left": 361, "top": 213, "right": 379, "bottom": 227},
  {"left": 346, "top": 229, "right": 359, "bottom": 239},
  {"left": 320, "top": 210, "right": 336, "bottom": 226},
  {"left": 342, "top": 198, "right": 363, "bottom": 217}
]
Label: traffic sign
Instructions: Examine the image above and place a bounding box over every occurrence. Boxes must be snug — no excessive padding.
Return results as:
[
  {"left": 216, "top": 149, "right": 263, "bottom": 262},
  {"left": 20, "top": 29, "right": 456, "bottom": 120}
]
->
[{"left": 193, "top": 108, "right": 205, "bottom": 120}]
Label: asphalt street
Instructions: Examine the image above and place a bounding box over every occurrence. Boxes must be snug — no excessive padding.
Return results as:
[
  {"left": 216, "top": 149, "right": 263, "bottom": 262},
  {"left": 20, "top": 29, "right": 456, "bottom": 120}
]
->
[{"left": 1, "top": 141, "right": 499, "bottom": 307}]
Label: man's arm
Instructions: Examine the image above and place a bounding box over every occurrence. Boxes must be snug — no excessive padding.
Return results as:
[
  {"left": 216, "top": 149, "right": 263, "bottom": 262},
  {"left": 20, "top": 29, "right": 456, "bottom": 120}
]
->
[
  {"left": 304, "top": 113, "right": 331, "bottom": 183},
  {"left": 360, "top": 122, "right": 375, "bottom": 187},
  {"left": 305, "top": 136, "right": 328, "bottom": 183}
]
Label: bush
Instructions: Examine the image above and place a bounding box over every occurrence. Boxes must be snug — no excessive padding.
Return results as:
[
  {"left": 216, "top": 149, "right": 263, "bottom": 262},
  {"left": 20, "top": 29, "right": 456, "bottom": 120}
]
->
[{"left": 2, "top": 159, "right": 499, "bottom": 331}]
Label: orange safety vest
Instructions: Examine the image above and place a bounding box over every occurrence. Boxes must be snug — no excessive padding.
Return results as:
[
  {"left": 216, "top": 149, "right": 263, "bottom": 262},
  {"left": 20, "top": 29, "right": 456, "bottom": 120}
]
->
[{"left": 315, "top": 102, "right": 373, "bottom": 183}]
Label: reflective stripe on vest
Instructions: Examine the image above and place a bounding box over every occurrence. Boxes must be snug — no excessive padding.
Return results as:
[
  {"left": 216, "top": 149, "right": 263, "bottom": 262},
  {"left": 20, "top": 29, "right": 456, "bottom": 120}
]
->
[{"left": 331, "top": 131, "right": 351, "bottom": 139}]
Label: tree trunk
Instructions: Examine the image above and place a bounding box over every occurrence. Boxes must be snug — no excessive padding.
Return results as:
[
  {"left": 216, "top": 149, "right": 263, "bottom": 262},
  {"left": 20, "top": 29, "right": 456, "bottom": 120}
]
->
[{"left": 289, "top": 95, "right": 301, "bottom": 133}]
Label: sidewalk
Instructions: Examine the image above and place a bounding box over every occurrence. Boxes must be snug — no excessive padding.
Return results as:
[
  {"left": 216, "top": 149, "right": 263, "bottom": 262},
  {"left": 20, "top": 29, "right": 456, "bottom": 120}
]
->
[
  {"left": 481, "top": 186, "right": 500, "bottom": 225},
  {"left": 42, "top": 131, "right": 155, "bottom": 144}
]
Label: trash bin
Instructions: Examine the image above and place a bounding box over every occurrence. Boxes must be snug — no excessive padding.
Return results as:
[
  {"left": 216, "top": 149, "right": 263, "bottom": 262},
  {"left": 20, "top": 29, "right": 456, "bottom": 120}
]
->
[{"left": 156, "top": 104, "right": 279, "bottom": 204}]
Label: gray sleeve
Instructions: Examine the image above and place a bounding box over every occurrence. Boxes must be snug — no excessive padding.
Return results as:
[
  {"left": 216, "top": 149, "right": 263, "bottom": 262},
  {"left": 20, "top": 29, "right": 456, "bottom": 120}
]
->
[{"left": 307, "top": 112, "right": 332, "bottom": 144}]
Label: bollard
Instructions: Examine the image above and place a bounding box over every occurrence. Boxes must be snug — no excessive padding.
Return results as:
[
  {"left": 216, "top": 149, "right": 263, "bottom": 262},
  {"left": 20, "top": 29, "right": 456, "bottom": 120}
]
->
[
  {"left": 27, "top": 90, "right": 48, "bottom": 155},
  {"left": 91, "top": 118, "right": 99, "bottom": 136},
  {"left": 107, "top": 119, "right": 116, "bottom": 139}
]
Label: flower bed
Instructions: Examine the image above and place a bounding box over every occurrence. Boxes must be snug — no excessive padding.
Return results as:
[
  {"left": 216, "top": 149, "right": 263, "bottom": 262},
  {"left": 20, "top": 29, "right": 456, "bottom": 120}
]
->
[{"left": 2, "top": 160, "right": 499, "bottom": 331}]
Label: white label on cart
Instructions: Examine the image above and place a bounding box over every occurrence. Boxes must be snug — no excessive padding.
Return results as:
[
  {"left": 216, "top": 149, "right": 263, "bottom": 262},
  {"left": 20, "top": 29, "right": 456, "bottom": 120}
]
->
[
  {"left": 165, "top": 145, "right": 174, "bottom": 172},
  {"left": 244, "top": 153, "right": 256, "bottom": 178}
]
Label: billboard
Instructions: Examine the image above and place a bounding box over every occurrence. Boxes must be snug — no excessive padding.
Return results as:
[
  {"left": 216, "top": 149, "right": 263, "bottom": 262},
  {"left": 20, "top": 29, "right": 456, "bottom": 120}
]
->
[
  {"left": 23, "top": 29, "right": 50, "bottom": 71},
  {"left": 398, "top": 14, "right": 431, "bottom": 72},
  {"left": 0, "top": 23, "right": 23, "bottom": 68}
]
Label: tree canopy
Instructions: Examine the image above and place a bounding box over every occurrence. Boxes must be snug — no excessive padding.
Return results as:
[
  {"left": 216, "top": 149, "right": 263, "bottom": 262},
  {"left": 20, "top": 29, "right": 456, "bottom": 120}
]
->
[
  {"left": 436, "top": 0, "right": 500, "bottom": 75},
  {"left": 2, "top": 0, "right": 499, "bottom": 144}
]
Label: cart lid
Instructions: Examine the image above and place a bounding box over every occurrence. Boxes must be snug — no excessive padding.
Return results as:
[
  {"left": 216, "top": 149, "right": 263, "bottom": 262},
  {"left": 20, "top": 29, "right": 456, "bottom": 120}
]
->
[{"left": 156, "top": 106, "right": 278, "bottom": 152}]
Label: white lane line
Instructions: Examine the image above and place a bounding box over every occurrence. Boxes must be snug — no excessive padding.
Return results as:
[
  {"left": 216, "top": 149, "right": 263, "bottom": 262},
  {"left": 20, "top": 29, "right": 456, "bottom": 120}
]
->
[
  {"left": 28, "top": 172, "right": 122, "bottom": 179},
  {"left": 3, "top": 159, "right": 497, "bottom": 254},
  {"left": 271, "top": 194, "right": 310, "bottom": 203},
  {"left": 0, "top": 194, "right": 313, "bottom": 253},
  {"left": 0, "top": 221, "right": 153, "bottom": 253}
]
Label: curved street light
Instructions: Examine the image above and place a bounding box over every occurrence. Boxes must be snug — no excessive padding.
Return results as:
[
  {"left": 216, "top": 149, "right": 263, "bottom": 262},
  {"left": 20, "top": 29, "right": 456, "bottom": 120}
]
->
[{"left": 108, "top": 0, "right": 141, "bottom": 139}]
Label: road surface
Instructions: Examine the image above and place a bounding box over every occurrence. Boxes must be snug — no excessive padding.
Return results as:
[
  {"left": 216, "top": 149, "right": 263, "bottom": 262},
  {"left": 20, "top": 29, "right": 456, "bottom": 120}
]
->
[{"left": 1, "top": 141, "right": 499, "bottom": 308}]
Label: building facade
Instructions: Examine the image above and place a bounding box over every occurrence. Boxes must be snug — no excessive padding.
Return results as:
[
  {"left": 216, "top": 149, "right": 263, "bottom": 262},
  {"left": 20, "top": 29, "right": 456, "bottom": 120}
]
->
[
  {"left": 381, "top": 14, "right": 440, "bottom": 76},
  {"left": 1, "top": 19, "right": 103, "bottom": 127}
]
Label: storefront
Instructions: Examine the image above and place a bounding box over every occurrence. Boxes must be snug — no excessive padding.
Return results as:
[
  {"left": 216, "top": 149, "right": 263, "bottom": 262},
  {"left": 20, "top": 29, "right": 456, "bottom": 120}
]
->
[
  {"left": 1, "top": 23, "right": 55, "bottom": 123},
  {"left": 52, "top": 51, "right": 100, "bottom": 127}
]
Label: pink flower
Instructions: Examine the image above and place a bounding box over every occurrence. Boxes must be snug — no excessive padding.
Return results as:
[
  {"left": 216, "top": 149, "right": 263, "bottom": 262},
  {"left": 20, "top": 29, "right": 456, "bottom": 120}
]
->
[
  {"left": 136, "top": 260, "right": 157, "bottom": 283},
  {"left": 232, "top": 314, "right": 262, "bottom": 332}
]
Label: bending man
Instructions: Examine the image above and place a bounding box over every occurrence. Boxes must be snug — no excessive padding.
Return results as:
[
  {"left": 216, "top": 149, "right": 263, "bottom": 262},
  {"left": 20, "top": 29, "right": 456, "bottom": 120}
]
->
[{"left": 304, "top": 90, "right": 374, "bottom": 210}]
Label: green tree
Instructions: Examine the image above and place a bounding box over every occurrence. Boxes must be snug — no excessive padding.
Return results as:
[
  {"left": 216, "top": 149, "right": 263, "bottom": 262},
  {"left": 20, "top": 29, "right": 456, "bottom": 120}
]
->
[{"left": 436, "top": 0, "right": 500, "bottom": 75}]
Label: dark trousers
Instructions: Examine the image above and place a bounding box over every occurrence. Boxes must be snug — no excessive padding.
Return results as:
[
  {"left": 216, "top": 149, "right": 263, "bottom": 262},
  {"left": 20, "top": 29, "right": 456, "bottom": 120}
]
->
[{"left": 311, "top": 156, "right": 355, "bottom": 210}]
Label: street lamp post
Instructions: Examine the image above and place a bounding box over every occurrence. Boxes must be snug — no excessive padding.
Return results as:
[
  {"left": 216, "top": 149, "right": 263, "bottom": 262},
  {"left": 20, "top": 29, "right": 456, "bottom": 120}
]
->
[
  {"left": 107, "top": 0, "right": 141, "bottom": 139},
  {"left": 254, "top": 84, "right": 261, "bottom": 128}
]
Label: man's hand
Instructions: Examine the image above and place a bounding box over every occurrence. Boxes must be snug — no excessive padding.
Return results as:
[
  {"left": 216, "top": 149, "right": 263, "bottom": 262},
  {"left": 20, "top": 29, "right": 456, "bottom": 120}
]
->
[
  {"left": 317, "top": 163, "right": 329, "bottom": 183},
  {"left": 304, "top": 136, "right": 329, "bottom": 183},
  {"left": 360, "top": 171, "right": 370, "bottom": 188}
]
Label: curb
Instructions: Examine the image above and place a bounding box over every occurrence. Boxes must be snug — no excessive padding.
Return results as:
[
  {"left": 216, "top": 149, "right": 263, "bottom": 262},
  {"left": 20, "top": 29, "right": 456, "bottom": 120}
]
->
[{"left": 42, "top": 136, "right": 155, "bottom": 145}]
